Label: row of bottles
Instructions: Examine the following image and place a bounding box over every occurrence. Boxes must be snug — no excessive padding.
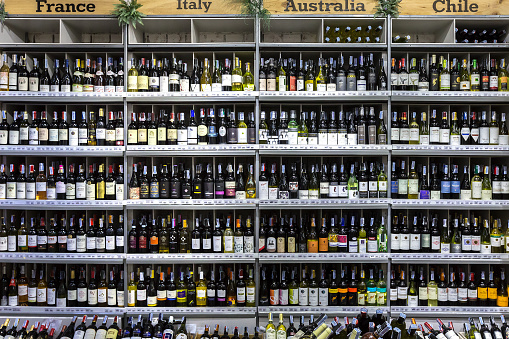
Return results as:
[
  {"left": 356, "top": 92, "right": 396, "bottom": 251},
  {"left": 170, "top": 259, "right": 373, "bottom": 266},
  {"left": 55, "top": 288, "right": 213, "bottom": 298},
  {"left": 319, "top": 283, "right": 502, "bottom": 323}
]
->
[
  {"left": 0, "top": 263, "right": 124, "bottom": 307},
  {"left": 128, "top": 162, "right": 255, "bottom": 200},
  {"left": 127, "top": 265, "right": 255, "bottom": 307},
  {"left": 391, "top": 55, "right": 509, "bottom": 91},
  {"left": 259, "top": 54, "right": 387, "bottom": 92},
  {"left": 391, "top": 160, "right": 509, "bottom": 200},
  {"left": 0, "top": 315, "right": 121, "bottom": 339},
  {"left": 324, "top": 25, "right": 384, "bottom": 43},
  {"left": 0, "top": 109, "right": 124, "bottom": 146},
  {"left": 128, "top": 214, "right": 255, "bottom": 254},
  {"left": 259, "top": 264, "right": 387, "bottom": 307},
  {"left": 258, "top": 161, "right": 388, "bottom": 200},
  {"left": 258, "top": 107, "right": 387, "bottom": 145},
  {"left": 390, "top": 110, "right": 508, "bottom": 146},
  {"left": 0, "top": 213, "right": 124, "bottom": 253},
  {"left": 127, "top": 57, "right": 254, "bottom": 92},
  {"left": 258, "top": 214, "right": 387, "bottom": 253},
  {"left": 390, "top": 265, "right": 508, "bottom": 307},
  {"left": 127, "top": 109, "right": 256, "bottom": 146},
  {"left": 391, "top": 212, "right": 509, "bottom": 254},
  {"left": 0, "top": 162, "right": 124, "bottom": 200},
  {"left": 0, "top": 55, "right": 124, "bottom": 93}
]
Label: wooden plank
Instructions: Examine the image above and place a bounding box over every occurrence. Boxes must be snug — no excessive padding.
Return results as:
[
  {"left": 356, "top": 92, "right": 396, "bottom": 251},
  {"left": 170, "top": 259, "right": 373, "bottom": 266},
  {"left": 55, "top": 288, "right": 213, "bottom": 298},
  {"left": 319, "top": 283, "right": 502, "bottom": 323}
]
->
[
  {"left": 263, "top": 0, "right": 377, "bottom": 15},
  {"left": 399, "top": 0, "right": 509, "bottom": 15},
  {"left": 5, "top": 0, "right": 243, "bottom": 15}
]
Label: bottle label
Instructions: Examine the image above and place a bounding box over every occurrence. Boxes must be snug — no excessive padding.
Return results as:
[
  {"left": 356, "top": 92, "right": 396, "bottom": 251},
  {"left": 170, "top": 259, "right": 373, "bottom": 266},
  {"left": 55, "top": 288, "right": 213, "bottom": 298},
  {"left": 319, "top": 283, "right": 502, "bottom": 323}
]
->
[
  {"left": 438, "top": 287, "right": 448, "bottom": 301},
  {"left": 480, "top": 127, "right": 490, "bottom": 144}
]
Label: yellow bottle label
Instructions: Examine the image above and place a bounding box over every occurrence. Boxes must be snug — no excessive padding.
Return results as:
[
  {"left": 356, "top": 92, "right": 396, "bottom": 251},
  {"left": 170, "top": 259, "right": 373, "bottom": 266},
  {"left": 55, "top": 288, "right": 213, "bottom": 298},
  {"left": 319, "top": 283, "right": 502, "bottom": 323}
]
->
[
  {"left": 478, "top": 287, "right": 488, "bottom": 299},
  {"left": 318, "top": 238, "right": 328, "bottom": 252},
  {"left": 138, "top": 76, "right": 148, "bottom": 90},
  {"left": 488, "top": 287, "right": 498, "bottom": 300},
  {"left": 498, "top": 295, "right": 509, "bottom": 307},
  {"left": 127, "top": 76, "right": 138, "bottom": 90},
  {"left": 307, "top": 239, "right": 318, "bottom": 253}
]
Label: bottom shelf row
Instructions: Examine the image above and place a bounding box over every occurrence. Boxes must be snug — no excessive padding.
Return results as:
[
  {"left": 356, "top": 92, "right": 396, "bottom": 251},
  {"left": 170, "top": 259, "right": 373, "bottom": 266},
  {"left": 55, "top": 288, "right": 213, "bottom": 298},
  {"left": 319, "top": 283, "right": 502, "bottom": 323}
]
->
[{"left": 0, "top": 308, "right": 506, "bottom": 339}]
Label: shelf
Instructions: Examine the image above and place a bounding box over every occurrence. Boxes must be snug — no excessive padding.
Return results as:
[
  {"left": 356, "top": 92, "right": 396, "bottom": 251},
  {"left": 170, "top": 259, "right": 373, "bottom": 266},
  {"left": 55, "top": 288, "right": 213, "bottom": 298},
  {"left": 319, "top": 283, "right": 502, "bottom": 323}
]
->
[
  {"left": 0, "top": 145, "right": 124, "bottom": 156},
  {"left": 257, "top": 306, "right": 389, "bottom": 315},
  {"left": 126, "top": 145, "right": 257, "bottom": 156},
  {"left": 391, "top": 91, "right": 509, "bottom": 102},
  {"left": 0, "top": 92, "right": 124, "bottom": 102},
  {"left": 128, "top": 43, "right": 256, "bottom": 51},
  {"left": 259, "top": 91, "right": 390, "bottom": 102},
  {"left": 125, "top": 199, "right": 258, "bottom": 210},
  {"left": 125, "top": 307, "right": 257, "bottom": 316},
  {"left": 391, "top": 199, "right": 509, "bottom": 210},
  {"left": 0, "top": 252, "right": 125, "bottom": 263},
  {"left": 259, "top": 43, "right": 388, "bottom": 50},
  {"left": 390, "top": 307, "right": 509, "bottom": 317},
  {"left": 0, "top": 306, "right": 124, "bottom": 315},
  {"left": 392, "top": 145, "right": 509, "bottom": 156},
  {"left": 259, "top": 144, "right": 389, "bottom": 155},
  {"left": 259, "top": 253, "right": 389, "bottom": 263},
  {"left": 126, "top": 92, "right": 257, "bottom": 103},
  {"left": 0, "top": 200, "right": 124, "bottom": 210},
  {"left": 258, "top": 199, "right": 390, "bottom": 209},
  {"left": 126, "top": 253, "right": 257, "bottom": 264},
  {"left": 391, "top": 253, "right": 508, "bottom": 263},
  {"left": 391, "top": 43, "right": 509, "bottom": 50},
  {"left": 0, "top": 43, "right": 125, "bottom": 51}
]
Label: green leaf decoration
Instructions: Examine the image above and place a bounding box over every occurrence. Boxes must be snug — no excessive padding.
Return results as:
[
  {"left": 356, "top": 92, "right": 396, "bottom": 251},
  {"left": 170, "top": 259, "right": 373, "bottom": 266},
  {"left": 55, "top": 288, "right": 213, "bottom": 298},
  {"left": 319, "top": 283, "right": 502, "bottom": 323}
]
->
[
  {"left": 234, "top": 0, "right": 271, "bottom": 30},
  {"left": 111, "top": 0, "right": 145, "bottom": 29},
  {"left": 0, "top": 0, "right": 9, "bottom": 26},
  {"left": 374, "top": 0, "right": 402, "bottom": 18}
]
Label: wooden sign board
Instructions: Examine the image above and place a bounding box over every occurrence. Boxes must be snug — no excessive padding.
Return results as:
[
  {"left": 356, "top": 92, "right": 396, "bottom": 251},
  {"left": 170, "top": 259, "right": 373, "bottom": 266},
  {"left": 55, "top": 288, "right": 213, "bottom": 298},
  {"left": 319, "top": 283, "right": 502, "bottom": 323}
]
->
[
  {"left": 4, "top": 0, "right": 242, "bottom": 15},
  {"left": 263, "top": 0, "right": 377, "bottom": 15},
  {"left": 399, "top": 0, "right": 509, "bottom": 15}
]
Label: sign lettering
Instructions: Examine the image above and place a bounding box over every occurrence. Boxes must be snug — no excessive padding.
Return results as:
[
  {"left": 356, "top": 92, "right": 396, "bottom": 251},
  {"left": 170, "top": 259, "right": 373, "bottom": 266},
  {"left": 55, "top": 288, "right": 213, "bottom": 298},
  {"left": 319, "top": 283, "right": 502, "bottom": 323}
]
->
[
  {"left": 177, "top": 0, "right": 212, "bottom": 12},
  {"left": 36, "top": 0, "right": 96, "bottom": 12},
  {"left": 284, "top": 0, "right": 366, "bottom": 12}
]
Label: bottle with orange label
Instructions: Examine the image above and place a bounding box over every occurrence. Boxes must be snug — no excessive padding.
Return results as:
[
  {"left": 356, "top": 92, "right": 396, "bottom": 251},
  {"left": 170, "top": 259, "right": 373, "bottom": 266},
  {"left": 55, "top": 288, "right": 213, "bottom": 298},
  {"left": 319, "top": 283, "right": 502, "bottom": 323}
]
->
[
  {"left": 497, "top": 269, "right": 508, "bottom": 307},
  {"left": 477, "top": 270, "right": 489, "bottom": 306},
  {"left": 307, "top": 218, "right": 319, "bottom": 253},
  {"left": 318, "top": 218, "right": 329, "bottom": 252}
]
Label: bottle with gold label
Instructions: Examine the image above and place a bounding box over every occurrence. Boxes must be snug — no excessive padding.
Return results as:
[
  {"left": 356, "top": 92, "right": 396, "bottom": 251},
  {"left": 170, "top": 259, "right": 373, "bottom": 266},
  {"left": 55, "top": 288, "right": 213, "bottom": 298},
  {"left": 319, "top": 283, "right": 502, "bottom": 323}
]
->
[
  {"left": 307, "top": 218, "right": 318, "bottom": 253},
  {"left": 127, "top": 58, "right": 138, "bottom": 92},
  {"left": 246, "top": 165, "right": 256, "bottom": 199},
  {"left": 482, "top": 166, "right": 493, "bottom": 200},
  {"left": 357, "top": 269, "right": 366, "bottom": 305},
  {"left": 95, "top": 164, "right": 106, "bottom": 200},
  {"left": 232, "top": 57, "right": 243, "bottom": 91},
  {"left": 200, "top": 58, "right": 212, "bottom": 92},
  {"left": 266, "top": 313, "right": 276, "bottom": 339},
  {"left": 460, "top": 59, "right": 470, "bottom": 91},
  {"left": 243, "top": 62, "right": 255, "bottom": 91},
  {"left": 276, "top": 313, "right": 286, "bottom": 339}
]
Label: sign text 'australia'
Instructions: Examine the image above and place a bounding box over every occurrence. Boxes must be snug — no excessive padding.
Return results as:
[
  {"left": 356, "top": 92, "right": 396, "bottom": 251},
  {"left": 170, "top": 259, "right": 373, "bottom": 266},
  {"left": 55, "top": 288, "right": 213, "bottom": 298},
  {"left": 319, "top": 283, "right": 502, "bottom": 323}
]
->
[{"left": 285, "top": 0, "right": 366, "bottom": 12}]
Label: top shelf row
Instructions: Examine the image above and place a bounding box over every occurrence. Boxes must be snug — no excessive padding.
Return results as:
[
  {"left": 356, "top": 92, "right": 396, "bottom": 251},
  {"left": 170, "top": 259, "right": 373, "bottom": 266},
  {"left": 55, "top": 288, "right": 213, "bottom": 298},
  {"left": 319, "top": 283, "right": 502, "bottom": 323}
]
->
[{"left": 1, "top": 17, "right": 509, "bottom": 47}]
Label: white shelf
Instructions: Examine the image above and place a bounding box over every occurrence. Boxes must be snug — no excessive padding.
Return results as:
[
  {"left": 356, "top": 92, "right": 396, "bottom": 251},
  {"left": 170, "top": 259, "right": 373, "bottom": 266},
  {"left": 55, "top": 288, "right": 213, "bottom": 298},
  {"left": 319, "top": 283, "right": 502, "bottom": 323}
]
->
[
  {"left": 0, "top": 306, "right": 124, "bottom": 315},
  {"left": 125, "top": 307, "right": 257, "bottom": 316},
  {"left": 125, "top": 199, "right": 258, "bottom": 210},
  {"left": 0, "top": 145, "right": 124, "bottom": 156},
  {"left": 392, "top": 145, "right": 509, "bottom": 156},
  {"left": 126, "top": 144, "right": 257, "bottom": 156},
  {"left": 391, "top": 91, "right": 509, "bottom": 102},
  {"left": 0, "top": 200, "right": 124, "bottom": 210},
  {"left": 391, "top": 253, "right": 507, "bottom": 263},
  {"left": 126, "top": 91, "right": 257, "bottom": 102},
  {"left": 391, "top": 199, "right": 509, "bottom": 210},
  {"left": 126, "top": 253, "right": 257, "bottom": 263},
  {"left": 0, "top": 92, "right": 124, "bottom": 102},
  {"left": 259, "top": 253, "right": 389, "bottom": 263},
  {"left": 258, "top": 199, "right": 390, "bottom": 209},
  {"left": 258, "top": 306, "right": 389, "bottom": 315},
  {"left": 390, "top": 306, "right": 509, "bottom": 317},
  {"left": 259, "top": 144, "right": 390, "bottom": 155},
  {"left": 259, "top": 91, "right": 389, "bottom": 102},
  {"left": 0, "top": 252, "right": 125, "bottom": 263}
]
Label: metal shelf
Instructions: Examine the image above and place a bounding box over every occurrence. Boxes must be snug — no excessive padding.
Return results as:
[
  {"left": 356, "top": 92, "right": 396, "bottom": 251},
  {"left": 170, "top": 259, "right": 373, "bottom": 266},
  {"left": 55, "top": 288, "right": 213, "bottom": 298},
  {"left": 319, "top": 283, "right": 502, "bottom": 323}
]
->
[
  {"left": 259, "top": 91, "right": 390, "bottom": 102},
  {"left": 125, "top": 199, "right": 258, "bottom": 210},
  {"left": 125, "top": 307, "right": 257, "bottom": 316},
  {"left": 126, "top": 92, "right": 257, "bottom": 103},
  {"left": 0, "top": 145, "right": 124, "bottom": 156},
  {"left": 259, "top": 43, "right": 388, "bottom": 50},
  {"left": 0, "top": 92, "right": 124, "bottom": 102},
  {"left": 128, "top": 43, "right": 256, "bottom": 51},
  {"left": 391, "top": 43, "right": 509, "bottom": 51},
  {"left": 0, "top": 252, "right": 125, "bottom": 263},
  {"left": 391, "top": 91, "right": 509, "bottom": 102},
  {"left": 390, "top": 306, "right": 509, "bottom": 317},
  {"left": 0, "top": 200, "right": 124, "bottom": 210},
  {"left": 259, "top": 145, "right": 390, "bottom": 155},
  {"left": 0, "top": 43, "right": 125, "bottom": 51},
  {"left": 126, "top": 253, "right": 257, "bottom": 264},
  {"left": 259, "top": 253, "right": 389, "bottom": 263},
  {"left": 126, "top": 145, "right": 257, "bottom": 156},
  {"left": 391, "top": 199, "right": 509, "bottom": 210},
  {"left": 0, "top": 306, "right": 125, "bottom": 315},
  {"left": 392, "top": 145, "right": 509, "bottom": 156},
  {"left": 391, "top": 253, "right": 508, "bottom": 263},
  {"left": 258, "top": 199, "right": 390, "bottom": 209},
  {"left": 257, "top": 306, "right": 389, "bottom": 315}
]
